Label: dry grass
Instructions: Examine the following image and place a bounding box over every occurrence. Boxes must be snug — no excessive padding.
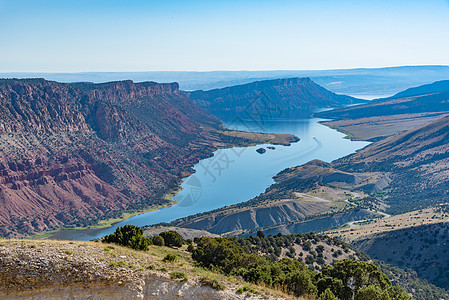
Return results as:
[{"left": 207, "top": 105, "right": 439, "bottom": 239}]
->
[{"left": 327, "top": 207, "right": 449, "bottom": 243}]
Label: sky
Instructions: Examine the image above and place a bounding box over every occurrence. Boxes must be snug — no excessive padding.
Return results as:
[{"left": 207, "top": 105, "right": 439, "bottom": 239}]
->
[{"left": 0, "top": 0, "right": 448, "bottom": 72}]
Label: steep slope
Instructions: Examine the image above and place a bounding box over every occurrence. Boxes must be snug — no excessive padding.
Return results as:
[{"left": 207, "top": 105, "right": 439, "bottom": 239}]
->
[
  {"left": 329, "top": 115, "right": 449, "bottom": 213},
  {"left": 189, "top": 77, "right": 364, "bottom": 114},
  {"left": 327, "top": 205, "right": 449, "bottom": 290},
  {"left": 0, "top": 79, "right": 297, "bottom": 237},
  {"left": 352, "top": 222, "right": 449, "bottom": 290}
]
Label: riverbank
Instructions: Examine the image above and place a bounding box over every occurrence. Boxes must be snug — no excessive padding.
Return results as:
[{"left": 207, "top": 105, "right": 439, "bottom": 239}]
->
[
  {"left": 26, "top": 201, "right": 177, "bottom": 240},
  {"left": 23, "top": 129, "right": 300, "bottom": 241}
]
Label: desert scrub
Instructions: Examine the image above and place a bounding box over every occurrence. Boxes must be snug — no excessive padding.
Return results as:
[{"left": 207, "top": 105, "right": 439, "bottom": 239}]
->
[
  {"left": 200, "top": 277, "right": 226, "bottom": 291},
  {"left": 237, "top": 285, "right": 250, "bottom": 294},
  {"left": 65, "top": 249, "right": 74, "bottom": 255},
  {"left": 109, "top": 260, "right": 126, "bottom": 268},
  {"left": 163, "top": 253, "right": 178, "bottom": 263},
  {"left": 170, "top": 271, "right": 188, "bottom": 281}
]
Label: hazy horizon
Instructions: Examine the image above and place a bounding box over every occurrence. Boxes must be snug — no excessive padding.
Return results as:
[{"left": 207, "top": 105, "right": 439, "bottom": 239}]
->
[{"left": 2, "top": 64, "right": 449, "bottom": 74}]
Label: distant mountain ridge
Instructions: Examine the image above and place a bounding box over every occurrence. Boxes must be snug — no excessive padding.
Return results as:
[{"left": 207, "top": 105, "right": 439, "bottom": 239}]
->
[
  {"left": 316, "top": 79, "right": 449, "bottom": 120},
  {"left": 387, "top": 79, "right": 449, "bottom": 99},
  {"left": 188, "top": 77, "right": 365, "bottom": 114},
  {"left": 3, "top": 65, "right": 449, "bottom": 95}
]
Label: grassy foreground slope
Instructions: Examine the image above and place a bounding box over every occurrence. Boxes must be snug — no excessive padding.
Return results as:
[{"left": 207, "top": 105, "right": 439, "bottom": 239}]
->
[
  {"left": 0, "top": 238, "right": 291, "bottom": 299},
  {"left": 3, "top": 226, "right": 447, "bottom": 299}
]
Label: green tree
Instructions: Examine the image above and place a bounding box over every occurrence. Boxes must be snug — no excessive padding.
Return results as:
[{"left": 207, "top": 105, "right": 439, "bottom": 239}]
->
[
  {"left": 283, "top": 268, "right": 317, "bottom": 296},
  {"left": 192, "top": 237, "right": 263, "bottom": 274},
  {"left": 355, "top": 285, "right": 391, "bottom": 300},
  {"left": 319, "top": 288, "right": 338, "bottom": 300},
  {"left": 159, "top": 231, "right": 183, "bottom": 247},
  {"left": 317, "top": 276, "right": 350, "bottom": 299},
  {"left": 322, "top": 259, "right": 391, "bottom": 298},
  {"left": 102, "top": 225, "right": 151, "bottom": 251},
  {"left": 257, "top": 230, "right": 265, "bottom": 238},
  {"left": 151, "top": 235, "right": 165, "bottom": 246}
]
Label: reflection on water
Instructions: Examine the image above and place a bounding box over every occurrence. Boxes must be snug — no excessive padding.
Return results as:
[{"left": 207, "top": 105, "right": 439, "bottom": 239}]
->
[{"left": 52, "top": 111, "right": 369, "bottom": 241}]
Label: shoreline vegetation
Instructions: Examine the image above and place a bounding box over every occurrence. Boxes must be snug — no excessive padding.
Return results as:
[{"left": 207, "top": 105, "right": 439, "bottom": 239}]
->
[
  {"left": 26, "top": 201, "right": 177, "bottom": 240},
  {"left": 220, "top": 130, "right": 300, "bottom": 146}
]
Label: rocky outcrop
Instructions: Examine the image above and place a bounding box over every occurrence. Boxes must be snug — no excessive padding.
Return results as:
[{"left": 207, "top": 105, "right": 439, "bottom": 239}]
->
[{"left": 0, "top": 240, "right": 273, "bottom": 299}]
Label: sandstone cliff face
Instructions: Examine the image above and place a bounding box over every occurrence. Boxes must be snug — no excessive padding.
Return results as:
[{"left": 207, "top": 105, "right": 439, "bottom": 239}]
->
[
  {"left": 0, "top": 79, "right": 88, "bottom": 133},
  {"left": 0, "top": 79, "right": 244, "bottom": 237}
]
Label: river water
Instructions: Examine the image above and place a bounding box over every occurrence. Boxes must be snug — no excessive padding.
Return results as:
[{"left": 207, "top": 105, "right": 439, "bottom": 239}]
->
[{"left": 52, "top": 110, "right": 370, "bottom": 240}]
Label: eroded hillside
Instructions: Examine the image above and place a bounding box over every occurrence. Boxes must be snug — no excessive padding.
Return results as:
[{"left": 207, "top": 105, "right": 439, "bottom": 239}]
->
[{"left": 0, "top": 79, "right": 298, "bottom": 237}]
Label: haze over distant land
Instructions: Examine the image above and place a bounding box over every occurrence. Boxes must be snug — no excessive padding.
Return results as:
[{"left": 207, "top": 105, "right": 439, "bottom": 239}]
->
[{"left": 2, "top": 65, "right": 449, "bottom": 96}]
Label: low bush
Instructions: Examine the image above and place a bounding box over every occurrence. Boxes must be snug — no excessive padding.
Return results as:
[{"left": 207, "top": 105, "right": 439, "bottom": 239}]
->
[
  {"left": 163, "top": 253, "right": 178, "bottom": 263},
  {"left": 170, "top": 271, "right": 188, "bottom": 281},
  {"left": 159, "top": 231, "right": 183, "bottom": 247},
  {"left": 151, "top": 235, "right": 165, "bottom": 246},
  {"left": 200, "top": 277, "right": 226, "bottom": 291}
]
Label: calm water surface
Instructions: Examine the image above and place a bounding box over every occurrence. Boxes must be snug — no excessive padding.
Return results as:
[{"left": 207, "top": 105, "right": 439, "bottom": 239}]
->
[{"left": 53, "top": 111, "right": 369, "bottom": 240}]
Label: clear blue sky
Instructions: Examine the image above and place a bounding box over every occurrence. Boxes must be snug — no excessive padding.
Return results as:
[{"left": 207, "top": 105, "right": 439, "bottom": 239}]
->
[{"left": 1, "top": 0, "right": 448, "bottom": 72}]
